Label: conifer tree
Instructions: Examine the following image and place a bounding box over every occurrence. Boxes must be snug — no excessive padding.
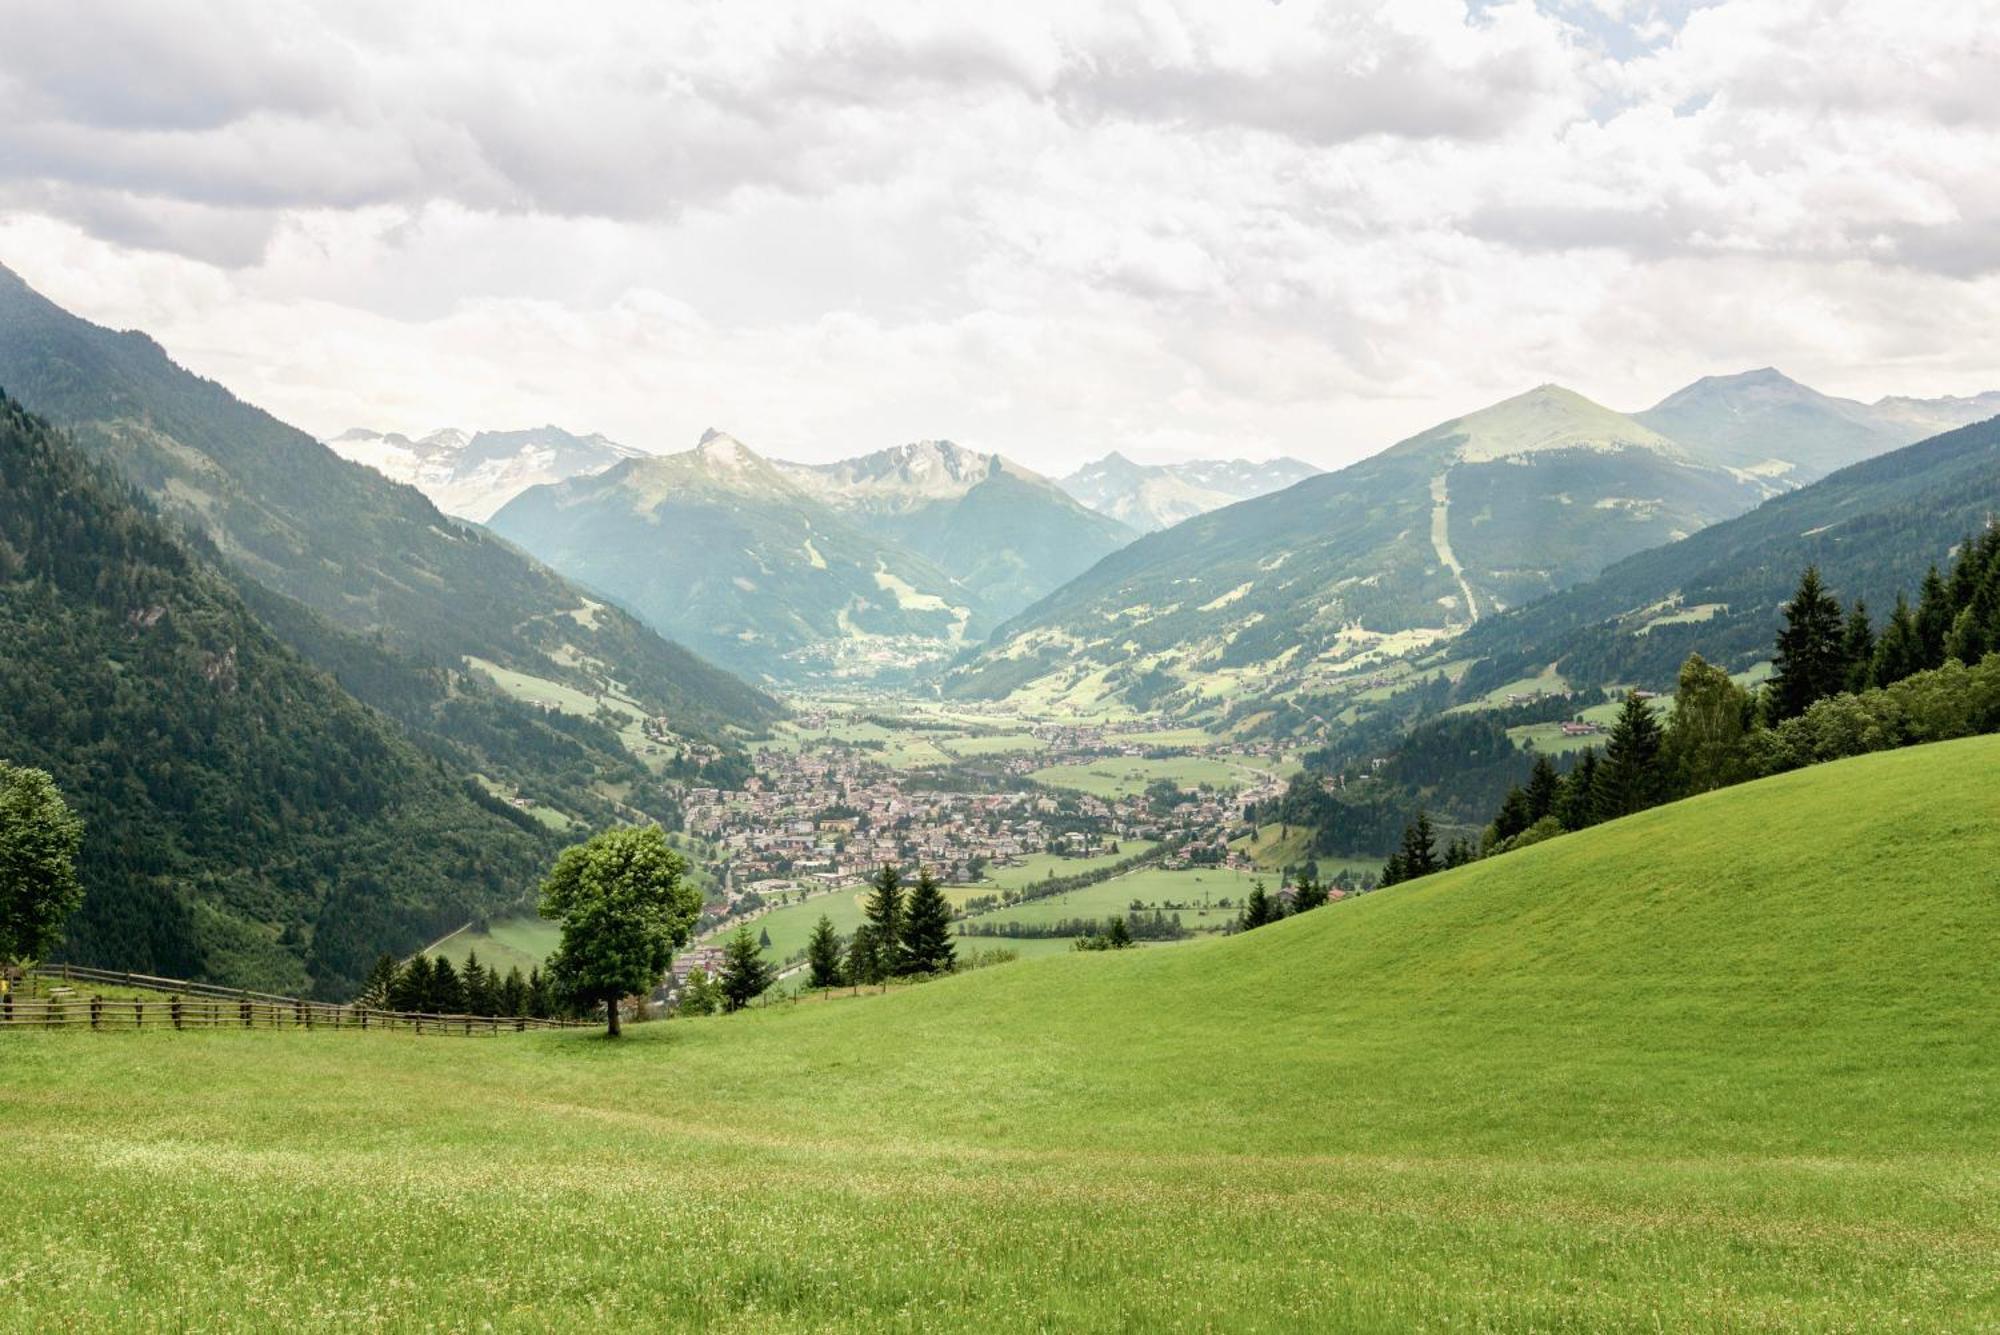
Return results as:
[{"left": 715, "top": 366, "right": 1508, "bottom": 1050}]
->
[
  {"left": 805, "top": 914, "right": 845, "bottom": 988},
  {"left": 1524, "top": 755, "right": 1561, "bottom": 824},
  {"left": 526, "top": 966, "right": 552, "bottom": 1019},
  {"left": 388, "top": 955, "right": 431, "bottom": 1012},
  {"left": 1492, "top": 785, "right": 1533, "bottom": 842},
  {"left": 1377, "top": 850, "right": 1405, "bottom": 888},
  {"left": 1556, "top": 748, "right": 1599, "bottom": 830},
  {"left": 1840, "top": 600, "right": 1876, "bottom": 694},
  {"left": 1915, "top": 565, "right": 1953, "bottom": 669},
  {"left": 357, "top": 953, "right": 401, "bottom": 1009},
  {"left": 1105, "top": 916, "right": 1133, "bottom": 948},
  {"left": 1239, "top": 880, "right": 1277, "bottom": 929},
  {"left": 499, "top": 966, "right": 528, "bottom": 1017},
  {"left": 1291, "top": 875, "right": 1329, "bottom": 911},
  {"left": 896, "top": 870, "right": 956, "bottom": 975},
  {"left": 1401, "top": 811, "right": 1439, "bottom": 879},
  {"left": 430, "top": 955, "right": 466, "bottom": 1014},
  {"left": 1871, "top": 593, "right": 1924, "bottom": 686},
  {"left": 863, "top": 864, "right": 905, "bottom": 964},
  {"left": 758, "top": 926, "right": 772, "bottom": 951},
  {"left": 845, "top": 923, "right": 882, "bottom": 986},
  {"left": 1770, "top": 566, "right": 1849, "bottom": 719},
  {"left": 462, "top": 950, "right": 497, "bottom": 1016},
  {"left": 718, "top": 925, "right": 776, "bottom": 1012},
  {"left": 1594, "top": 692, "right": 1667, "bottom": 821}
]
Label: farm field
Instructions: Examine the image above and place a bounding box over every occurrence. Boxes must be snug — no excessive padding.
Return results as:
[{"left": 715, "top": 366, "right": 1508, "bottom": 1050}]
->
[
  {"left": 964, "top": 841, "right": 1158, "bottom": 894},
  {"left": 8, "top": 738, "right": 2000, "bottom": 1328},
  {"left": 965, "top": 867, "right": 1266, "bottom": 934},
  {"left": 1027, "top": 755, "right": 1255, "bottom": 797},
  {"left": 742, "top": 888, "right": 873, "bottom": 965}
]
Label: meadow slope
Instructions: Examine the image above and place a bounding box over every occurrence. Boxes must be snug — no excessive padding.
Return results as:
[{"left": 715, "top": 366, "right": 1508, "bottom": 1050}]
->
[{"left": 5, "top": 738, "right": 2000, "bottom": 1330}]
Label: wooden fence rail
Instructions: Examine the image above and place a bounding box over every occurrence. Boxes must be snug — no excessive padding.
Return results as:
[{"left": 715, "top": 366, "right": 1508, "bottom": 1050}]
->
[{"left": 1, "top": 964, "right": 581, "bottom": 1036}]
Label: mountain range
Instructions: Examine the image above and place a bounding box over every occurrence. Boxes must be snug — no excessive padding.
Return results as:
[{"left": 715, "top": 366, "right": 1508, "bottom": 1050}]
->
[
  {"left": 946, "top": 384, "right": 1768, "bottom": 714},
  {"left": 1632, "top": 367, "right": 2000, "bottom": 485},
  {"left": 490, "top": 433, "right": 1135, "bottom": 682},
  {"left": 1059, "top": 452, "right": 1321, "bottom": 532},
  {"left": 325, "top": 425, "right": 647, "bottom": 522}
]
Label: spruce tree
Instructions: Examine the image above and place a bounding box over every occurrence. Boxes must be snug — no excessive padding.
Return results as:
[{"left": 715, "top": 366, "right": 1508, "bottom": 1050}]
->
[
  {"left": 1871, "top": 593, "right": 1923, "bottom": 686},
  {"left": 1556, "top": 748, "right": 1598, "bottom": 831},
  {"left": 897, "top": 870, "right": 957, "bottom": 975},
  {"left": 1239, "top": 881, "right": 1277, "bottom": 929},
  {"left": 1400, "top": 812, "right": 1439, "bottom": 879},
  {"left": 1524, "top": 755, "right": 1561, "bottom": 823},
  {"left": 1377, "top": 851, "right": 1405, "bottom": 888},
  {"left": 677, "top": 966, "right": 720, "bottom": 1016},
  {"left": 1492, "top": 785, "right": 1533, "bottom": 841},
  {"left": 1105, "top": 916, "right": 1133, "bottom": 948},
  {"left": 499, "top": 966, "right": 528, "bottom": 1017},
  {"left": 526, "top": 966, "right": 552, "bottom": 1019},
  {"left": 1915, "top": 565, "right": 1953, "bottom": 669},
  {"left": 845, "top": 923, "right": 882, "bottom": 986},
  {"left": 462, "top": 950, "right": 497, "bottom": 1017},
  {"left": 863, "top": 864, "right": 905, "bottom": 965},
  {"left": 357, "top": 953, "right": 401, "bottom": 1009},
  {"left": 758, "top": 926, "right": 772, "bottom": 951},
  {"left": 1443, "top": 839, "right": 1473, "bottom": 868},
  {"left": 1594, "top": 692, "right": 1666, "bottom": 821},
  {"left": 388, "top": 956, "right": 431, "bottom": 1012},
  {"left": 430, "top": 956, "right": 466, "bottom": 1014},
  {"left": 1291, "top": 875, "right": 1329, "bottom": 911},
  {"left": 1840, "top": 600, "right": 1876, "bottom": 694},
  {"left": 718, "top": 925, "right": 776, "bottom": 1012},
  {"left": 1770, "top": 565, "right": 1849, "bottom": 719},
  {"left": 805, "top": 914, "right": 845, "bottom": 988}
]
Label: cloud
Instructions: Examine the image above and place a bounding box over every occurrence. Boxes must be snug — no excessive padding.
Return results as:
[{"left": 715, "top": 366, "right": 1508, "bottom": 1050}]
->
[{"left": 0, "top": 0, "right": 1995, "bottom": 473}]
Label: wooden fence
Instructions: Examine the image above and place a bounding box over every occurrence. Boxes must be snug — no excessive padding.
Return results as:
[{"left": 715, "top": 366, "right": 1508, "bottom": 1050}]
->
[{"left": 0, "top": 963, "right": 581, "bottom": 1036}]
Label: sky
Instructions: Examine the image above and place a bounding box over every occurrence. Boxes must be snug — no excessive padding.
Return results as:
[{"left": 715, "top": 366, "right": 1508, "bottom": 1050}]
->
[{"left": 1, "top": 0, "right": 1997, "bottom": 470}]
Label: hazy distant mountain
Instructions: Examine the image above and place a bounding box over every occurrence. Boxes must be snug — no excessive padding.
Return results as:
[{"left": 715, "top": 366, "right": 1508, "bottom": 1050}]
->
[
  {"left": 326, "top": 424, "right": 647, "bottom": 521},
  {"left": 948, "top": 385, "right": 1764, "bottom": 715},
  {"left": 775, "top": 440, "right": 1136, "bottom": 617},
  {"left": 491, "top": 431, "right": 992, "bottom": 681},
  {"left": 1059, "top": 452, "right": 1320, "bottom": 532},
  {"left": 1635, "top": 368, "right": 2000, "bottom": 484}
]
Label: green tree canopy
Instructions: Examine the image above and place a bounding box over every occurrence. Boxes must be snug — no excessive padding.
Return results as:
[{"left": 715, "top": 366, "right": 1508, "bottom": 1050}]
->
[
  {"left": 1663, "top": 654, "right": 1751, "bottom": 795},
  {"left": 805, "top": 914, "right": 845, "bottom": 989},
  {"left": 0, "top": 762, "right": 84, "bottom": 965},
  {"left": 1770, "top": 566, "right": 1848, "bottom": 720},
  {"left": 539, "top": 825, "right": 700, "bottom": 1037},
  {"left": 1594, "top": 693, "right": 1667, "bottom": 821}
]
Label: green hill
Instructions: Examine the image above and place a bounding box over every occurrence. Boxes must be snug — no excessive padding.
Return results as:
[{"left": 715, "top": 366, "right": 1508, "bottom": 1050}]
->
[
  {"left": 0, "top": 264, "right": 781, "bottom": 822},
  {"left": 948, "top": 384, "right": 1763, "bottom": 716},
  {"left": 8, "top": 737, "right": 1998, "bottom": 1327},
  {"left": 0, "top": 392, "right": 551, "bottom": 997}
]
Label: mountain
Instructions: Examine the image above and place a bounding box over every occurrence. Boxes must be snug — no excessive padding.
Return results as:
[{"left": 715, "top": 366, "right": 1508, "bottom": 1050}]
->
[
  {"left": 490, "top": 431, "right": 989, "bottom": 681},
  {"left": 325, "top": 424, "right": 647, "bottom": 522},
  {"left": 774, "top": 440, "right": 1136, "bottom": 617},
  {"left": 948, "top": 385, "right": 1765, "bottom": 714},
  {"left": 0, "top": 390, "right": 552, "bottom": 997},
  {"left": 1059, "top": 452, "right": 1320, "bottom": 532},
  {"left": 1453, "top": 411, "right": 2000, "bottom": 698},
  {"left": 0, "top": 264, "right": 781, "bottom": 827},
  {"left": 1635, "top": 367, "right": 2000, "bottom": 484}
]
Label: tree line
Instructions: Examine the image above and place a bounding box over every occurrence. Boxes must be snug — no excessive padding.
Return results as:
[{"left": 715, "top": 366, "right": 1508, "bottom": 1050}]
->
[
  {"left": 1383, "top": 531, "right": 2000, "bottom": 886},
  {"left": 357, "top": 950, "right": 561, "bottom": 1018},
  {"left": 792, "top": 864, "right": 958, "bottom": 991}
]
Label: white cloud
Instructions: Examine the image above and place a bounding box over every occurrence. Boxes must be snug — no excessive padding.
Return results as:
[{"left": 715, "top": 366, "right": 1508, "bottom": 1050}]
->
[{"left": 0, "top": 0, "right": 1996, "bottom": 470}]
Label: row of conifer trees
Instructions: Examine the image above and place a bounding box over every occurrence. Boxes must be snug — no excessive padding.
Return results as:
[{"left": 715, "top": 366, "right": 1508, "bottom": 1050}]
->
[
  {"left": 1383, "top": 529, "right": 2000, "bottom": 887},
  {"left": 356, "top": 949, "right": 562, "bottom": 1018}
]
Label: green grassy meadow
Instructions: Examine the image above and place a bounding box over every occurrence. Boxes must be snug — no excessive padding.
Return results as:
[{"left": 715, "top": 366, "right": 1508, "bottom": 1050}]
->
[
  {"left": 6, "top": 737, "right": 2000, "bottom": 1329},
  {"left": 1027, "top": 755, "right": 1250, "bottom": 797},
  {"left": 429, "top": 914, "right": 562, "bottom": 975}
]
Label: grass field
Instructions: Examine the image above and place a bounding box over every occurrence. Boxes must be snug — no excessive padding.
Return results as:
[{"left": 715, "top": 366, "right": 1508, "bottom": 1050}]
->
[
  {"left": 7, "top": 737, "right": 2000, "bottom": 1329},
  {"left": 1028, "top": 755, "right": 1250, "bottom": 797},
  {"left": 428, "top": 914, "right": 561, "bottom": 975},
  {"left": 963, "top": 841, "right": 1158, "bottom": 894},
  {"left": 959, "top": 867, "right": 1262, "bottom": 934}
]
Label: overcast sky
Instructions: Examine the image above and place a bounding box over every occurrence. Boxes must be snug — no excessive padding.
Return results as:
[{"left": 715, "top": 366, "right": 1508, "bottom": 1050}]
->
[{"left": 2, "top": 0, "right": 1996, "bottom": 469}]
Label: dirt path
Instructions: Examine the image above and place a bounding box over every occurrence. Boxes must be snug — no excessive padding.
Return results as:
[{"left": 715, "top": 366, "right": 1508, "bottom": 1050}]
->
[{"left": 1429, "top": 471, "right": 1479, "bottom": 624}]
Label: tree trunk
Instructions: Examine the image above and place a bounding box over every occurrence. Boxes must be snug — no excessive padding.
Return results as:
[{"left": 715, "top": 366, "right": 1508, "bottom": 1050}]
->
[{"left": 605, "top": 995, "right": 621, "bottom": 1038}]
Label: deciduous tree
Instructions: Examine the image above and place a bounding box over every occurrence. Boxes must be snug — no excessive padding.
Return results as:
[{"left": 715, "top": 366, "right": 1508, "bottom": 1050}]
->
[
  {"left": 0, "top": 762, "right": 84, "bottom": 965},
  {"left": 539, "top": 825, "right": 701, "bottom": 1037}
]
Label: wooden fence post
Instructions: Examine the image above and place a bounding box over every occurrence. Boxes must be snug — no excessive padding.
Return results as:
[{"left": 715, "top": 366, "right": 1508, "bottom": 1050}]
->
[
  {"left": 171, "top": 996, "right": 183, "bottom": 1030},
  {"left": 134, "top": 999, "right": 143, "bottom": 1029},
  {"left": 241, "top": 995, "right": 252, "bottom": 1028},
  {"left": 90, "top": 995, "right": 101, "bottom": 1029}
]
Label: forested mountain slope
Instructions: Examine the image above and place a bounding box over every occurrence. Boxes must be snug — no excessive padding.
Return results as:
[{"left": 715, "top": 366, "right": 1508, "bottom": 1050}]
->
[
  {"left": 949, "top": 385, "right": 1763, "bottom": 713},
  {"left": 1455, "top": 413, "right": 2000, "bottom": 696},
  {"left": 0, "top": 265, "right": 778, "bottom": 825},
  {"left": 0, "top": 393, "right": 550, "bottom": 997}
]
